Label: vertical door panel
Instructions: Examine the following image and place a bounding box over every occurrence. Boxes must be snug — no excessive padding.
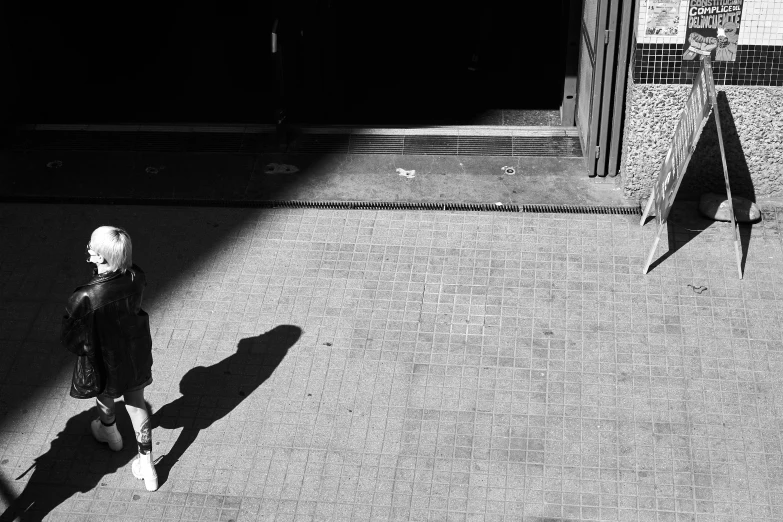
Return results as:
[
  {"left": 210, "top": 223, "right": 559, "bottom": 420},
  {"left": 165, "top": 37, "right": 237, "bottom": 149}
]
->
[
  {"left": 575, "top": 0, "right": 609, "bottom": 177},
  {"left": 597, "top": 0, "right": 620, "bottom": 176},
  {"left": 607, "top": 0, "right": 636, "bottom": 177}
]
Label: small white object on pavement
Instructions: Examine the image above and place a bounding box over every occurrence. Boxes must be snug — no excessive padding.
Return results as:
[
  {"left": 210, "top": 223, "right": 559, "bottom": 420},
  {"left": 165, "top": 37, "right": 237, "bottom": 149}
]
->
[
  {"left": 265, "top": 163, "right": 300, "bottom": 174},
  {"left": 396, "top": 168, "right": 415, "bottom": 179}
]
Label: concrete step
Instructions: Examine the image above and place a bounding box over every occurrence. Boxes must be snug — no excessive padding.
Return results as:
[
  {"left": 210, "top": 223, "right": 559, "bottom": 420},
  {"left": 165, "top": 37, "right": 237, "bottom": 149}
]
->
[{"left": 9, "top": 124, "right": 583, "bottom": 158}]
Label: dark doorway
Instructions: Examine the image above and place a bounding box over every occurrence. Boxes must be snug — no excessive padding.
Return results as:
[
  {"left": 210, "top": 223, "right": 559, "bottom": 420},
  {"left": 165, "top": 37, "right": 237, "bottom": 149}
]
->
[
  {"left": 5, "top": 2, "right": 278, "bottom": 124},
  {"left": 289, "top": 1, "right": 570, "bottom": 124},
  {"left": 6, "top": 2, "right": 569, "bottom": 125}
]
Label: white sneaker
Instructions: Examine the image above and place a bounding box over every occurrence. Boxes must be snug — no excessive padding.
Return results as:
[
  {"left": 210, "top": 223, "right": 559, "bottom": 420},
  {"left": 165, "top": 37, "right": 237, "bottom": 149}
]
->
[
  {"left": 132, "top": 452, "right": 159, "bottom": 492},
  {"left": 90, "top": 419, "right": 123, "bottom": 451}
]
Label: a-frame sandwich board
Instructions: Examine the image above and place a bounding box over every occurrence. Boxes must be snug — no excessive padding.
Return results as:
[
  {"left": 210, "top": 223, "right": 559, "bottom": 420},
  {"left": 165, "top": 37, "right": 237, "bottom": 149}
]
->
[{"left": 639, "top": 56, "right": 743, "bottom": 279}]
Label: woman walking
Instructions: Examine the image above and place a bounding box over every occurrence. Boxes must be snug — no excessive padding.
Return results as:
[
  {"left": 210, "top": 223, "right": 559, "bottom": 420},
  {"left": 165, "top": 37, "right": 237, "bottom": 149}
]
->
[{"left": 60, "top": 226, "right": 158, "bottom": 491}]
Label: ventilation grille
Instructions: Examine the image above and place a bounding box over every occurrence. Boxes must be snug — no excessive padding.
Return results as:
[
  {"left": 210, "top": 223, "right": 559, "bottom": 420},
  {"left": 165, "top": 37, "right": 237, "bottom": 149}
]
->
[
  {"left": 1, "top": 195, "right": 641, "bottom": 214},
  {"left": 287, "top": 134, "right": 350, "bottom": 154},
  {"left": 12, "top": 131, "right": 583, "bottom": 157}
]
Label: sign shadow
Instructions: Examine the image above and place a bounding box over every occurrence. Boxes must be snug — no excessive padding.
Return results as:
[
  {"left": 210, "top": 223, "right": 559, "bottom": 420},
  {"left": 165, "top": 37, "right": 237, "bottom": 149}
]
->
[
  {"left": 682, "top": 90, "right": 756, "bottom": 276},
  {"left": 679, "top": 92, "right": 756, "bottom": 205},
  {"left": 646, "top": 202, "right": 714, "bottom": 273},
  {"left": 0, "top": 408, "right": 136, "bottom": 522},
  {"left": 152, "top": 324, "right": 301, "bottom": 487},
  {"left": 645, "top": 88, "right": 756, "bottom": 277}
]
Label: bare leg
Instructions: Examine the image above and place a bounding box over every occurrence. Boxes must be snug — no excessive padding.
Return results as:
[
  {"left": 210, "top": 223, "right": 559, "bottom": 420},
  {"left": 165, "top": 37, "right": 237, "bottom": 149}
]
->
[
  {"left": 96, "top": 395, "right": 116, "bottom": 424},
  {"left": 92, "top": 394, "right": 122, "bottom": 451},
  {"left": 125, "top": 387, "right": 158, "bottom": 491},
  {"left": 124, "top": 388, "right": 152, "bottom": 454}
]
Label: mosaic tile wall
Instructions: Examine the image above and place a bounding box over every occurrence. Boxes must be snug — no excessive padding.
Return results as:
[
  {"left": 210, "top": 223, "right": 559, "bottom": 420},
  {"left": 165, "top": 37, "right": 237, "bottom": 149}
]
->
[{"left": 633, "top": 0, "right": 783, "bottom": 84}]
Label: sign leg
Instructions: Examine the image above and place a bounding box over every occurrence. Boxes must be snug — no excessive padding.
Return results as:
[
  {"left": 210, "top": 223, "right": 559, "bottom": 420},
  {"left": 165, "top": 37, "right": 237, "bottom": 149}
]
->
[
  {"left": 733, "top": 225, "right": 743, "bottom": 279},
  {"left": 643, "top": 222, "right": 665, "bottom": 274},
  {"left": 640, "top": 187, "right": 655, "bottom": 227},
  {"left": 709, "top": 62, "right": 744, "bottom": 280}
]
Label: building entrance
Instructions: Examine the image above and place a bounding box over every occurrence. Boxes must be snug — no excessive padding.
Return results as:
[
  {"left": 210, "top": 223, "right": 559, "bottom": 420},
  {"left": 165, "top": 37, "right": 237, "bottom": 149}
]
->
[
  {"left": 281, "top": 1, "right": 573, "bottom": 125},
  {"left": 5, "top": 2, "right": 578, "bottom": 127}
]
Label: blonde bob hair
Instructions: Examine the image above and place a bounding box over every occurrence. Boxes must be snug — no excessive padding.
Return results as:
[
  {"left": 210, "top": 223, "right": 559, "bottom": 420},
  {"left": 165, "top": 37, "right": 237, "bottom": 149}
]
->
[{"left": 90, "top": 226, "right": 132, "bottom": 273}]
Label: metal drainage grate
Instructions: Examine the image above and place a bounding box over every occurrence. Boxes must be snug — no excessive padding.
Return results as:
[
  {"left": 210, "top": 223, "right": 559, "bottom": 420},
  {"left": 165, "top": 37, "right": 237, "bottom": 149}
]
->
[
  {"left": 349, "top": 135, "right": 405, "bottom": 155},
  {"left": 134, "top": 132, "right": 189, "bottom": 152},
  {"left": 1, "top": 195, "right": 642, "bottom": 215},
  {"left": 240, "top": 133, "right": 281, "bottom": 153},
  {"left": 254, "top": 201, "right": 520, "bottom": 211},
  {"left": 185, "top": 133, "right": 244, "bottom": 153},
  {"left": 458, "top": 136, "right": 513, "bottom": 156},
  {"left": 402, "top": 136, "right": 459, "bottom": 155},
  {"left": 512, "top": 136, "right": 582, "bottom": 157},
  {"left": 519, "top": 204, "right": 641, "bottom": 215},
  {"left": 27, "top": 131, "right": 137, "bottom": 151},
  {"left": 288, "top": 134, "right": 350, "bottom": 154}
]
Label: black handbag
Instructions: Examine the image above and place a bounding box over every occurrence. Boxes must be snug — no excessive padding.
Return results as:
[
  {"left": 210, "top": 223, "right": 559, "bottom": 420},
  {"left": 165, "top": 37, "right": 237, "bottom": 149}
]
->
[{"left": 70, "top": 348, "right": 105, "bottom": 399}]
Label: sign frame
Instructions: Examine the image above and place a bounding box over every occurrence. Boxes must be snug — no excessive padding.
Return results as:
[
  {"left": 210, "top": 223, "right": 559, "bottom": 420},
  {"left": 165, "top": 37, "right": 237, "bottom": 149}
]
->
[{"left": 640, "top": 55, "right": 743, "bottom": 279}]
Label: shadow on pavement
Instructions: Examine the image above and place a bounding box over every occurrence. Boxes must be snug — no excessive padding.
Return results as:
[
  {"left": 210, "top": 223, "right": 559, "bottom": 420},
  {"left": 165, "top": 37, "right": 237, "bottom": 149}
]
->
[
  {"left": 646, "top": 91, "right": 757, "bottom": 277},
  {"left": 679, "top": 92, "right": 756, "bottom": 203},
  {"left": 152, "top": 324, "right": 301, "bottom": 487},
  {"left": 0, "top": 407, "right": 137, "bottom": 522},
  {"left": 0, "top": 182, "right": 309, "bottom": 513}
]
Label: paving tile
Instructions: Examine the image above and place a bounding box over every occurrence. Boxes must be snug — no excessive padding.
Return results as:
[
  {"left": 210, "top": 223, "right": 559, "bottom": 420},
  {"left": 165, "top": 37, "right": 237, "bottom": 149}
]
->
[{"left": 1, "top": 205, "right": 783, "bottom": 521}]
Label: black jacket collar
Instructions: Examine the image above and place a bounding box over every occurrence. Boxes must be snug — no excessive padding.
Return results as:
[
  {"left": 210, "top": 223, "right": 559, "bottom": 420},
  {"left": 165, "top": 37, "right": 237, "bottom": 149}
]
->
[
  {"left": 67, "top": 265, "right": 145, "bottom": 315},
  {"left": 79, "top": 268, "right": 123, "bottom": 288}
]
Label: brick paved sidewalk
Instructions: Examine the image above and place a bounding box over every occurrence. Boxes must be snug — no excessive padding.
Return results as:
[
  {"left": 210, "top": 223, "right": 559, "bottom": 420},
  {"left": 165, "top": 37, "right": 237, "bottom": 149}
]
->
[{"left": 1, "top": 203, "right": 783, "bottom": 521}]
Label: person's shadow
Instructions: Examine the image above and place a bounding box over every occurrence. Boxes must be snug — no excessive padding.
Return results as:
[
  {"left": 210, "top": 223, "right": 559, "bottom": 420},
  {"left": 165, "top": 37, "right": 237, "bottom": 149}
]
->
[
  {"left": 0, "top": 409, "right": 136, "bottom": 522},
  {"left": 152, "top": 325, "right": 301, "bottom": 485}
]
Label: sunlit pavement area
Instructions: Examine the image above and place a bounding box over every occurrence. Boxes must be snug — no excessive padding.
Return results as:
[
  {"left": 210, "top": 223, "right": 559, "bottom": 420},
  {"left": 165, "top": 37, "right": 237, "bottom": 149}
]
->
[{"left": 2, "top": 202, "right": 783, "bottom": 521}]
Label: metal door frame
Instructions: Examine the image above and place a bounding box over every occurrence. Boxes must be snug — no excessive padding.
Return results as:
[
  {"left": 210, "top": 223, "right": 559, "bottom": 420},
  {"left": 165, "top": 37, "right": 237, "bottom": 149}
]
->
[{"left": 576, "top": 0, "right": 636, "bottom": 177}]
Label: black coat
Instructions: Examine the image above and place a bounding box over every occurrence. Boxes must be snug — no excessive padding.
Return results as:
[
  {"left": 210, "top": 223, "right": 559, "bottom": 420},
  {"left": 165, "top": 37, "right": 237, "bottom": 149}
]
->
[{"left": 61, "top": 264, "right": 153, "bottom": 399}]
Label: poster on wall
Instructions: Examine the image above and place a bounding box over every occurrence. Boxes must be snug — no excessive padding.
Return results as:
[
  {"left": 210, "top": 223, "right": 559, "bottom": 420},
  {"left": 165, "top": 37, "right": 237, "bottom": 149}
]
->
[
  {"left": 683, "top": 0, "right": 743, "bottom": 61},
  {"left": 646, "top": 0, "right": 681, "bottom": 35}
]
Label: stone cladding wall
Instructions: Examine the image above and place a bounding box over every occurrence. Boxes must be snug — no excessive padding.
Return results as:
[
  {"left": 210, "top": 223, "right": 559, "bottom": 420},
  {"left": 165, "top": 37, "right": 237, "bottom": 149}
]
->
[{"left": 621, "top": 81, "right": 783, "bottom": 201}]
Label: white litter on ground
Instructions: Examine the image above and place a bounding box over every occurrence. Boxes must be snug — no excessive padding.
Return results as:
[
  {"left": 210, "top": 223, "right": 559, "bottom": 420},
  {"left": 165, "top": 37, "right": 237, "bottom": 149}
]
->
[
  {"left": 265, "top": 163, "right": 300, "bottom": 174},
  {"left": 396, "top": 168, "right": 416, "bottom": 179}
]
